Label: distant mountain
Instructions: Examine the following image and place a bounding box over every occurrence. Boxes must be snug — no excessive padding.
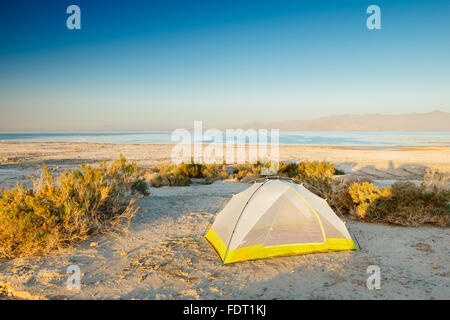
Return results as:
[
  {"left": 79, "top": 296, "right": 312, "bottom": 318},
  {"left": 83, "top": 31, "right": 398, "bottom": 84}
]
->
[{"left": 242, "top": 111, "right": 450, "bottom": 131}]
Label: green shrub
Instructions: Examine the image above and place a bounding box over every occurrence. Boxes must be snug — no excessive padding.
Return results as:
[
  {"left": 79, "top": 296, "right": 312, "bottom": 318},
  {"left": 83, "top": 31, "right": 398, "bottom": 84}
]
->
[
  {"left": 147, "top": 164, "right": 187, "bottom": 187},
  {"left": 347, "top": 182, "right": 392, "bottom": 219},
  {"left": 167, "top": 172, "right": 192, "bottom": 186},
  {"left": 131, "top": 180, "right": 150, "bottom": 196},
  {"left": 148, "top": 161, "right": 229, "bottom": 187},
  {"left": 289, "top": 161, "right": 336, "bottom": 199},
  {"left": 177, "top": 161, "right": 205, "bottom": 178},
  {"left": 334, "top": 168, "right": 345, "bottom": 175},
  {"left": 207, "top": 160, "right": 337, "bottom": 186},
  {"left": 149, "top": 160, "right": 338, "bottom": 186},
  {"left": 0, "top": 155, "right": 148, "bottom": 259},
  {"left": 367, "top": 182, "right": 449, "bottom": 226},
  {"left": 233, "top": 163, "right": 262, "bottom": 181},
  {"left": 277, "top": 162, "right": 299, "bottom": 177},
  {"left": 333, "top": 181, "right": 449, "bottom": 226},
  {"left": 202, "top": 164, "right": 229, "bottom": 183},
  {"left": 296, "top": 161, "right": 335, "bottom": 182}
]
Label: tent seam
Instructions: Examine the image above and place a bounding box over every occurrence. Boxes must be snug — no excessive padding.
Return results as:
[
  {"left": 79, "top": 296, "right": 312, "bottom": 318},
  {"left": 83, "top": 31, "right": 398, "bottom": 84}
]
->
[{"left": 289, "top": 186, "right": 326, "bottom": 243}]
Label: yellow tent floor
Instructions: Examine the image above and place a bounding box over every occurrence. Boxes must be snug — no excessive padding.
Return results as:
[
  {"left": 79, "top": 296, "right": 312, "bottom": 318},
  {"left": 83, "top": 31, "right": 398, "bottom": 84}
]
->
[{"left": 205, "top": 228, "right": 358, "bottom": 264}]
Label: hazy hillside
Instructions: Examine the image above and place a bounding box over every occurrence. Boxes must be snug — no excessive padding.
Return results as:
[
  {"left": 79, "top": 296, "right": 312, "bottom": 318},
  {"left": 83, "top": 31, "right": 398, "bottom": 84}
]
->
[{"left": 242, "top": 111, "right": 450, "bottom": 131}]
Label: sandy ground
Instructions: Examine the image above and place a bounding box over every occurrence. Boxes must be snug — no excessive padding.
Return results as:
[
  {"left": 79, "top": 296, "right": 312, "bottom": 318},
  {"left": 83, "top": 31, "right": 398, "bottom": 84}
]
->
[
  {"left": 0, "top": 142, "right": 449, "bottom": 175},
  {"left": 0, "top": 142, "right": 449, "bottom": 300}
]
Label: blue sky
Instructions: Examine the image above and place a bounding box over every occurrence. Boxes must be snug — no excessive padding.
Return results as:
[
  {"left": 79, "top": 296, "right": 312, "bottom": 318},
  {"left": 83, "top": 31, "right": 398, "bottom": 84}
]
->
[{"left": 0, "top": 0, "right": 449, "bottom": 131}]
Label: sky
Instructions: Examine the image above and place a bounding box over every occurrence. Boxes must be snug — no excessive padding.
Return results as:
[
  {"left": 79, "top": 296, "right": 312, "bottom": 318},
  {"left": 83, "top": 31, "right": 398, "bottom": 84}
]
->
[{"left": 0, "top": 0, "right": 449, "bottom": 131}]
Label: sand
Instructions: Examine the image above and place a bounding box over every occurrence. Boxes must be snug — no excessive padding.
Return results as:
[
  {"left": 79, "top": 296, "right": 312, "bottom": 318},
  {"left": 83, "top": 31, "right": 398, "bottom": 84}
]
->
[{"left": 0, "top": 142, "right": 449, "bottom": 300}]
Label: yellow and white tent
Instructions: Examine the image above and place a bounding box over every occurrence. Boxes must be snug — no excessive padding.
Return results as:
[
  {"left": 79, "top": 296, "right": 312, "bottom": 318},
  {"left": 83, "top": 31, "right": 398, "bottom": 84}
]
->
[{"left": 205, "top": 179, "right": 358, "bottom": 264}]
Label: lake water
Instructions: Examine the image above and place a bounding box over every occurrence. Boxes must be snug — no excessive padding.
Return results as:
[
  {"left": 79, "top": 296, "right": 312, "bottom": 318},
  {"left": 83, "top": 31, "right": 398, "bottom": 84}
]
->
[{"left": 0, "top": 131, "right": 449, "bottom": 146}]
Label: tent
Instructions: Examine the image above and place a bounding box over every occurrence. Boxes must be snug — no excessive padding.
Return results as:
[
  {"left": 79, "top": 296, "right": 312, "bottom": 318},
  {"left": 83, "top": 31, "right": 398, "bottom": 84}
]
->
[{"left": 205, "top": 179, "right": 358, "bottom": 263}]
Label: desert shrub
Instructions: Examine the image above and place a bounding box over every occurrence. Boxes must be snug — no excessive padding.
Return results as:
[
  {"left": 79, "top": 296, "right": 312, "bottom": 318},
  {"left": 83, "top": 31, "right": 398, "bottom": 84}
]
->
[
  {"left": 329, "top": 185, "right": 354, "bottom": 216},
  {"left": 148, "top": 161, "right": 230, "bottom": 187},
  {"left": 296, "top": 161, "right": 335, "bottom": 182},
  {"left": 177, "top": 161, "right": 205, "bottom": 178},
  {"left": 202, "top": 164, "right": 229, "bottom": 183},
  {"left": 347, "top": 182, "right": 392, "bottom": 219},
  {"left": 151, "top": 172, "right": 191, "bottom": 187},
  {"left": 277, "top": 162, "right": 299, "bottom": 177},
  {"left": 0, "top": 155, "right": 148, "bottom": 259},
  {"left": 229, "top": 160, "right": 336, "bottom": 186},
  {"left": 334, "top": 168, "right": 346, "bottom": 175},
  {"left": 147, "top": 163, "right": 190, "bottom": 187},
  {"left": 131, "top": 180, "right": 150, "bottom": 196},
  {"left": 149, "top": 174, "right": 165, "bottom": 188},
  {"left": 148, "top": 160, "right": 337, "bottom": 186},
  {"left": 290, "top": 161, "right": 336, "bottom": 199},
  {"left": 166, "top": 172, "right": 192, "bottom": 186},
  {"left": 233, "top": 163, "right": 262, "bottom": 181},
  {"left": 333, "top": 181, "right": 449, "bottom": 226},
  {"left": 367, "top": 182, "right": 449, "bottom": 226}
]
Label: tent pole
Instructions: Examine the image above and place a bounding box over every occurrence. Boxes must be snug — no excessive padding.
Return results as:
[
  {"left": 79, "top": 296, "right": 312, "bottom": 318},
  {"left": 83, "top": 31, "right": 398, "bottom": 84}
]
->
[
  {"left": 349, "top": 229, "right": 362, "bottom": 250},
  {"left": 222, "top": 179, "right": 269, "bottom": 264}
]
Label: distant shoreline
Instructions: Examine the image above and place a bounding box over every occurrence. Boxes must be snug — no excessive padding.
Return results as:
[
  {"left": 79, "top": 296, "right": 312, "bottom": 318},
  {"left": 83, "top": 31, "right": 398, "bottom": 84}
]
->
[
  {"left": 0, "top": 131, "right": 449, "bottom": 147},
  {"left": 1, "top": 141, "right": 450, "bottom": 148}
]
